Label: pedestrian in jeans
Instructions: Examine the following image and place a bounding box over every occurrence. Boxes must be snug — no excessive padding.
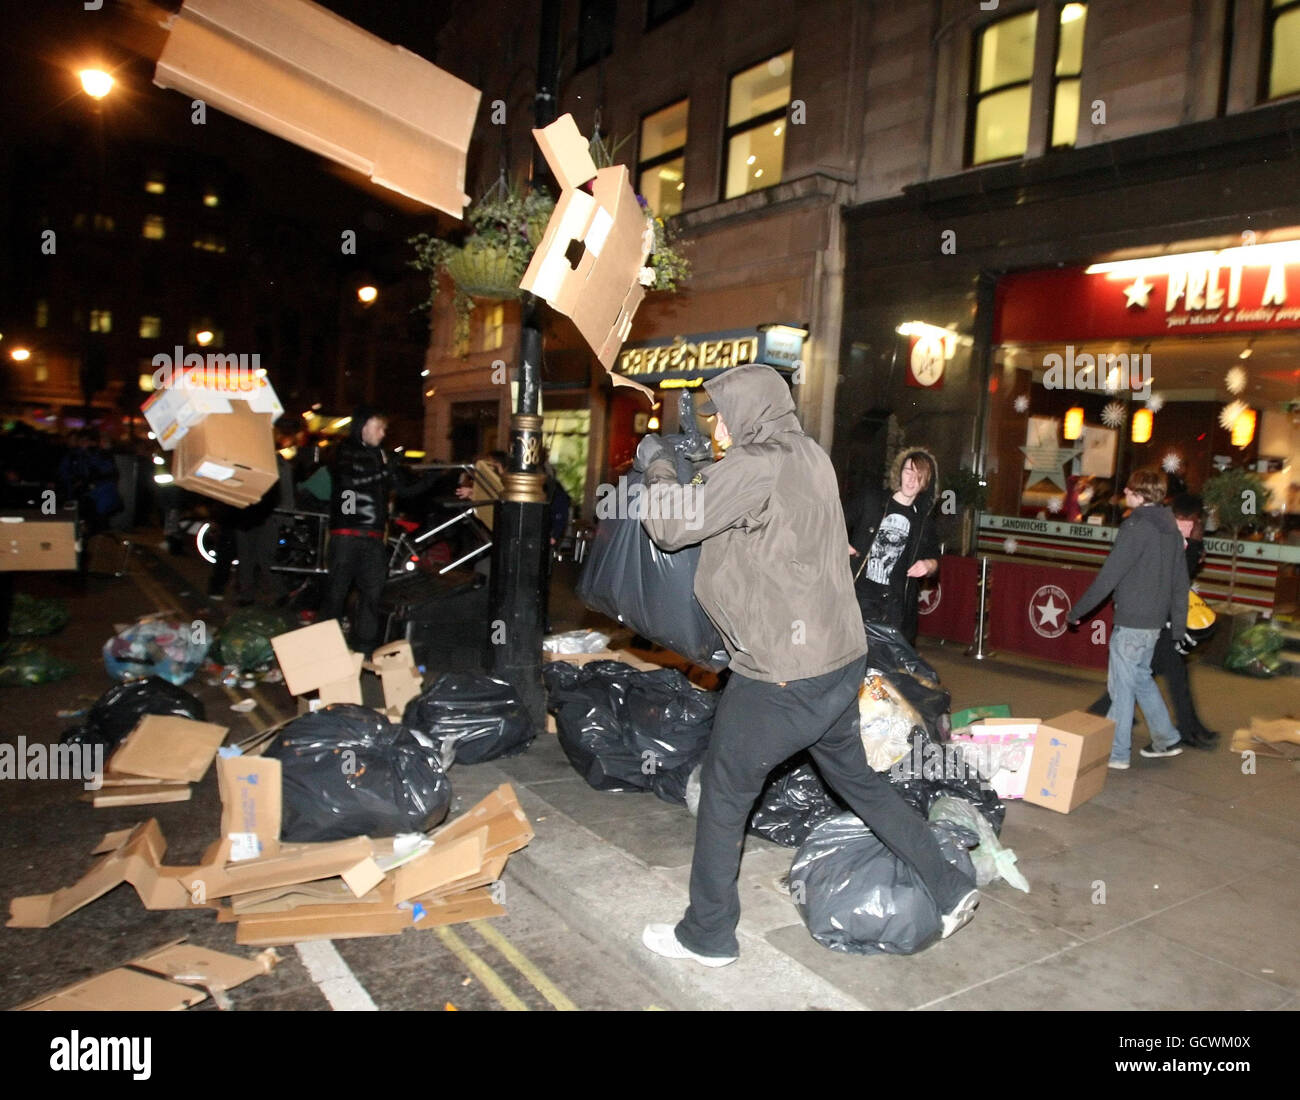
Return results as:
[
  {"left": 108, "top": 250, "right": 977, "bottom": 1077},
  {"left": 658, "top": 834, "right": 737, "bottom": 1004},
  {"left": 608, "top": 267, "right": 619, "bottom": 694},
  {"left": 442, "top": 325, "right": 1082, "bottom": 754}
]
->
[
  {"left": 635, "top": 364, "right": 978, "bottom": 967},
  {"left": 1067, "top": 468, "right": 1189, "bottom": 769}
]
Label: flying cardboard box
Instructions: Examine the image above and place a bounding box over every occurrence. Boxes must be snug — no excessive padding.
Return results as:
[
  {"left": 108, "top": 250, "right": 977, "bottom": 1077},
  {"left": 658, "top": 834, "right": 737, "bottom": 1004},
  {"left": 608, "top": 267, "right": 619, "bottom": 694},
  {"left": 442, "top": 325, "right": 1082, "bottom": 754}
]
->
[
  {"left": 153, "top": 0, "right": 480, "bottom": 217},
  {"left": 1023, "top": 710, "right": 1115, "bottom": 814},
  {"left": 0, "top": 512, "right": 78, "bottom": 572},
  {"left": 142, "top": 363, "right": 283, "bottom": 450},
  {"left": 173, "top": 402, "right": 279, "bottom": 507},
  {"left": 271, "top": 619, "right": 358, "bottom": 695},
  {"left": 520, "top": 114, "right": 656, "bottom": 387}
]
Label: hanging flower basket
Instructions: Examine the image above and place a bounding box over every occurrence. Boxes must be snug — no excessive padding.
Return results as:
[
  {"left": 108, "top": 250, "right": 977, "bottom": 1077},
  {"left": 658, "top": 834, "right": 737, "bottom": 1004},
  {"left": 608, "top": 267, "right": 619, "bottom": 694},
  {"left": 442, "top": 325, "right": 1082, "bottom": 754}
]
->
[{"left": 444, "top": 241, "right": 525, "bottom": 299}]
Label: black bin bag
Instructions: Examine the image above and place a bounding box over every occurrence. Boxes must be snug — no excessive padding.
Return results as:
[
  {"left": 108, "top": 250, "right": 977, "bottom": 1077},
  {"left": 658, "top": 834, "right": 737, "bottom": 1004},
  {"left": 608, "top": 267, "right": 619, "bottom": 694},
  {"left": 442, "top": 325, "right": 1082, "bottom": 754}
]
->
[
  {"left": 791, "top": 811, "right": 976, "bottom": 955},
  {"left": 61, "top": 677, "right": 206, "bottom": 750},
  {"left": 543, "top": 659, "right": 716, "bottom": 802},
  {"left": 576, "top": 417, "right": 728, "bottom": 670},
  {"left": 746, "top": 755, "right": 845, "bottom": 848},
  {"left": 266, "top": 704, "right": 452, "bottom": 841},
  {"left": 401, "top": 672, "right": 535, "bottom": 767}
]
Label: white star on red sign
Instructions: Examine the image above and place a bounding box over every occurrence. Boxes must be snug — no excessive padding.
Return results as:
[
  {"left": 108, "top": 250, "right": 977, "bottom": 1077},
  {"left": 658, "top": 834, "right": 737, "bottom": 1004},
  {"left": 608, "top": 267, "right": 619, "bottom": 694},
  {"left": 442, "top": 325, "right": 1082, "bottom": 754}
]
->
[
  {"left": 1124, "top": 276, "right": 1154, "bottom": 309},
  {"left": 1035, "top": 596, "right": 1065, "bottom": 629}
]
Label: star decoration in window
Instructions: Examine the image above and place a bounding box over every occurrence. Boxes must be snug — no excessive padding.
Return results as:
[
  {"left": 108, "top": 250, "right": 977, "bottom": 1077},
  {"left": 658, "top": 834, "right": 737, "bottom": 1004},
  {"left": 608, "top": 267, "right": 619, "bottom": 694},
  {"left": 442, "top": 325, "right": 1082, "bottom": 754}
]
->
[{"left": 1101, "top": 401, "right": 1126, "bottom": 429}]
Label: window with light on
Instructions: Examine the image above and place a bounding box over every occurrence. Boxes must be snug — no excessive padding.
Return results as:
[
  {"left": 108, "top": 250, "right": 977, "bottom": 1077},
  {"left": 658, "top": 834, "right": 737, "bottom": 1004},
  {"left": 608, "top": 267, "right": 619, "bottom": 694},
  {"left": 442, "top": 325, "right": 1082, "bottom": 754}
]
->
[{"left": 724, "top": 51, "right": 792, "bottom": 200}]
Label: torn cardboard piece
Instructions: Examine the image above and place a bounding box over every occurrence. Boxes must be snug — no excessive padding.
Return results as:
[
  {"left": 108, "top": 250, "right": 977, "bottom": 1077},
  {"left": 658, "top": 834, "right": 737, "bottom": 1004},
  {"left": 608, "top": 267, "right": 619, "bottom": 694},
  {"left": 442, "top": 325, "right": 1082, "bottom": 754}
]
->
[
  {"left": 216, "top": 754, "right": 281, "bottom": 862},
  {"left": 271, "top": 619, "right": 358, "bottom": 695},
  {"left": 520, "top": 113, "right": 656, "bottom": 392},
  {"left": 0, "top": 512, "right": 79, "bottom": 572},
  {"left": 19, "top": 939, "right": 279, "bottom": 1010},
  {"left": 7, "top": 821, "right": 203, "bottom": 928},
  {"left": 432, "top": 783, "right": 535, "bottom": 858},
  {"left": 108, "top": 714, "right": 229, "bottom": 783},
  {"left": 364, "top": 641, "right": 423, "bottom": 716},
  {"left": 153, "top": 0, "right": 480, "bottom": 217},
  {"left": 91, "top": 784, "right": 193, "bottom": 808},
  {"left": 317, "top": 651, "right": 366, "bottom": 706}
]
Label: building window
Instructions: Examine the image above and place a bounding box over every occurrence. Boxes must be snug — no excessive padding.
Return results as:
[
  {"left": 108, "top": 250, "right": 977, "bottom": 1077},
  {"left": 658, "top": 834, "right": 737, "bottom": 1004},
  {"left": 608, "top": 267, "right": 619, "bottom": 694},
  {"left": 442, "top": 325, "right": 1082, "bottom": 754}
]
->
[
  {"left": 480, "top": 302, "right": 505, "bottom": 351},
  {"left": 145, "top": 174, "right": 166, "bottom": 195},
  {"left": 638, "top": 99, "right": 688, "bottom": 216},
  {"left": 203, "top": 190, "right": 220, "bottom": 207},
  {"left": 139, "top": 315, "right": 162, "bottom": 339},
  {"left": 577, "top": 0, "right": 616, "bottom": 69},
  {"left": 143, "top": 214, "right": 166, "bottom": 240},
  {"left": 92, "top": 213, "right": 115, "bottom": 232},
  {"left": 969, "top": 10, "right": 1038, "bottom": 165},
  {"left": 723, "top": 50, "right": 793, "bottom": 200},
  {"left": 1265, "top": 0, "right": 1300, "bottom": 100},
  {"left": 192, "top": 234, "right": 227, "bottom": 253},
  {"left": 1051, "top": 4, "right": 1087, "bottom": 147},
  {"left": 89, "top": 310, "right": 112, "bottom": 334},
  {"left": 35, "top": 300, "right": 49, "bottom": 328},
  {"left": 646, "top": 0, "right": 691, "bottom": 30},
  {"left": 34, "top": 356, "right": 48, "bottom": 384}
]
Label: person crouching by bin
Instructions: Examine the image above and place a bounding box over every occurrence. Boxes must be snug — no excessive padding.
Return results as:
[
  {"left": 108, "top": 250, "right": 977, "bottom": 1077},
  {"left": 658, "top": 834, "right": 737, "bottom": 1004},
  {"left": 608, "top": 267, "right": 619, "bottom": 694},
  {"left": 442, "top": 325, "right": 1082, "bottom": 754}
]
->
[
  {"left": 845, "top": 448, "right": 940, "bottom": 645},
  {"left": 320, "top": 407, "right": 436, "bottom": 656},
  {"left": 1067, "top": 468, "right": 1189, "bottom": 769},
  {"left": 635, "top": 365, "right": 979, "bottom": 967}
]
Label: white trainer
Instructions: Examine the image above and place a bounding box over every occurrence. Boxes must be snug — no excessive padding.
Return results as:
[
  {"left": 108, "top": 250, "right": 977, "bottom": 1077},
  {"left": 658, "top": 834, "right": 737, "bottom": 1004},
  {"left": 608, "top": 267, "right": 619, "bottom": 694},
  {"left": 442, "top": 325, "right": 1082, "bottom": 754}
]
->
[
  {"left": 1139, "top": 744, "right": 1183, "bottom": 759},
  {"left": 940, "top": 889, "right": 980, "bottom": 939},
  {"left": 641, "top": 924, "right": 737, "bottom": 967}
]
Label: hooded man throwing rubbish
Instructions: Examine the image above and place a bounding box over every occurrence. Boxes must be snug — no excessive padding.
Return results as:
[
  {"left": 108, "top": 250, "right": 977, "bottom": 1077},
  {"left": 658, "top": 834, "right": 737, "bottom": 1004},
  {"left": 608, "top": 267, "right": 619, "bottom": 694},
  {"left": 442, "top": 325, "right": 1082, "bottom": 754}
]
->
[{"left": 634, "top": 364, "right": 978, "bottom": 966}]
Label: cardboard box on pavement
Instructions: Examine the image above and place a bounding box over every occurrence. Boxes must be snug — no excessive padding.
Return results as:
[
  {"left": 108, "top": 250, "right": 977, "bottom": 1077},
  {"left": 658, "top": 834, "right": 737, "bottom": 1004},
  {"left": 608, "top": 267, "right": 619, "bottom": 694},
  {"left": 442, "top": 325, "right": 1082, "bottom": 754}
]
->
[
  {"left": 271, "top": 619, "right": 358, "bottom": 696},
  {"left": 952, "top": 718, "right": 1039, "bottom": 801},
  {"left": 1023, "top": 710, "right": 1115, "bottom": 814}
]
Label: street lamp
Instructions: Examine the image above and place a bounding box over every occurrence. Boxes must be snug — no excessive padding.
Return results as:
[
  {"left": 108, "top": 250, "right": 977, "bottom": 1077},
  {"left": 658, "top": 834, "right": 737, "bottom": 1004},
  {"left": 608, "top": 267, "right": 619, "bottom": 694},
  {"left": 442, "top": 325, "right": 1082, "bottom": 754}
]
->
[
  {"left": 79, "top": 69, "right": 114, "bottom": 100},
  {"left": 196, "top": 330, "right": 214, "bottom": 346},
  {"left": 10, "top": 347, "right": 31, "bottom": 362},
  {"left": 357, "top": 285, "right": 378, "bottom": 304}
]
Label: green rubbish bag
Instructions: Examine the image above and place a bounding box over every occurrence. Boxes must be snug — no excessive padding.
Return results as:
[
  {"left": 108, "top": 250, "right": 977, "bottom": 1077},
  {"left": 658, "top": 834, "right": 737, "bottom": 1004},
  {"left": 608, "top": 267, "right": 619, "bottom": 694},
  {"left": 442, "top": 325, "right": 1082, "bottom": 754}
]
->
[
  {"left": 8, "top": 593, "right": 71, "bottom": 637},
  {"left": 211, "top": 607, "right": 299, "bottom": 671},
  {"left": 1224, "top": 623, "right": 1289, "bottom": 678},
  {"left": 0, "top": 642, "right": 75, "bottom": 686}
]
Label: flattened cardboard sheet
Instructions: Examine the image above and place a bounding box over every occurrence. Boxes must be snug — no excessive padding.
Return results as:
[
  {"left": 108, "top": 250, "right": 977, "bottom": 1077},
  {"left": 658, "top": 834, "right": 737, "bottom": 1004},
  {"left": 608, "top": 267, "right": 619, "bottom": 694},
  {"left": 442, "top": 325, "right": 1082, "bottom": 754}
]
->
[{"left": 109, "top": 714, "right": 229, "bottom": 783}]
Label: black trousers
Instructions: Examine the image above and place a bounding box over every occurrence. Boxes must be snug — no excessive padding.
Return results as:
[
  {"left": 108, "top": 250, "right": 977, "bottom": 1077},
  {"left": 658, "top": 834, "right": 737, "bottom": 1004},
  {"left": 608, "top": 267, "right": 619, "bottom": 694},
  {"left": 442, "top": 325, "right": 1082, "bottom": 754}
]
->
[
  {"left": 675, "top": 654, "right": 974, "bottom": 958},
  {"left": 1088, "top": 625, "right": 1206, "bottom": 734},
  {"left": 319, "top": 534, "right": 387, "bottom": 654}
]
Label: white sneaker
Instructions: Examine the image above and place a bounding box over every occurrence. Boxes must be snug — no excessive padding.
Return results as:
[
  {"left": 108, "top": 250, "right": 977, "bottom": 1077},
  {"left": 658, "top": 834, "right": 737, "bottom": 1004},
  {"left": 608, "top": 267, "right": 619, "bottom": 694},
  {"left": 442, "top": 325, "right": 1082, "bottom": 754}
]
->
[
  {"left": 1140, "top": 744, "right": 1183, "bottom": 759},
  {"left": 641, "top": 924, "right": 737, "bottom": 967},
  {"left": 940, "top": 889, "right": 980, "bottom": 939},
  {"left": 1108, "top": 759, "right": 1131, "bottom": 770}
]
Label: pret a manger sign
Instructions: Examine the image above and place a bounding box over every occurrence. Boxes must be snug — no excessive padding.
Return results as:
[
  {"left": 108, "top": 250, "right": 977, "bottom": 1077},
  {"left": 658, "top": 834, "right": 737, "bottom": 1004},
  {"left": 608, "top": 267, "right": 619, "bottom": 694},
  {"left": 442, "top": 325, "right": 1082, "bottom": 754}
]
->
[{"left": 995, "top": 241, "right": 1300, "bottom": 342}]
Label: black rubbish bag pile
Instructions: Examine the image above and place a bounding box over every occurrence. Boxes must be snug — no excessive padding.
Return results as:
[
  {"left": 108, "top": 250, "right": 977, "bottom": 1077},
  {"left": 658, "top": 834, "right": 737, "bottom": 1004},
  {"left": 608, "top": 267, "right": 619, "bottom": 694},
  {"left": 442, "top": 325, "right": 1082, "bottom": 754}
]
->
[
  {"left": 266, "top": 704, "right": 452, "bottom": 842},
  {"left": 544, "top": 659, "right": 716, "bottom": 804},
  {"left": 576, "top": 399, "right": 729, "bottom": 670},
  {"left": 746, "top": 756, "right": 844, "bottom": 848},
  {"left": 211, "top": 606, "right": 299, "bottom": 671},
  {"left": 790, "top": 811, "right": 977, "bottom": 956},
  {"left": 401, "top": 672, "right": 535, "bottom": 768},
  {"left": 60, "top": 677, "right": 206, "bottom": 750}
]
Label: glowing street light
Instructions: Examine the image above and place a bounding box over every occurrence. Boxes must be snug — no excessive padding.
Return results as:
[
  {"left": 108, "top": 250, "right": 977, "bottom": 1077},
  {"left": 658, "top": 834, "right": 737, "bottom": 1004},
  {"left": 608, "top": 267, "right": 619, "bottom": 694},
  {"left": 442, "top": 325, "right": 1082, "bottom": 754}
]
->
[
  {"left": 79, "top": 69, "right": 115, "bottom": 100},
  {"left": 196, "top": 330, "right": 214, "bottom": 346},
  {"left": 10, "top": 347, "right": 31, "bottom": 362},
  {"left": 357, "top": 285, "right": 378, "bottom": 304}
]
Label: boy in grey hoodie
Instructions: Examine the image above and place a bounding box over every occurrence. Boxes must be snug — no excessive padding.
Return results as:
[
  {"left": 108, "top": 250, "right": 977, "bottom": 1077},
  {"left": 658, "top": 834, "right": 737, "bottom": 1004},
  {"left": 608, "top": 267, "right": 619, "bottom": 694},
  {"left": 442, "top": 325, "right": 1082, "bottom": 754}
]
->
[{"left": 1067, "top": 468, "right": 1189, "bottom": 768}]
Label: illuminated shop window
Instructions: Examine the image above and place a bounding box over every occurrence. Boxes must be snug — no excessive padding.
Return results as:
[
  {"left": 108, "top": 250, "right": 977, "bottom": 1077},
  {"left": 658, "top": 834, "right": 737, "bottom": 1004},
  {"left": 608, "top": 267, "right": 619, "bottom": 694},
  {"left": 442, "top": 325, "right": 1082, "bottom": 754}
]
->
[
  {"left": 1266, "top": 0, "right": 1300, "bottom": 100},
  {"left": 1051, "top": 4, "right": 1088, "bottom": 148},
  {"left": 969, "top": 10, "right": 1038, "bottom": 164}
]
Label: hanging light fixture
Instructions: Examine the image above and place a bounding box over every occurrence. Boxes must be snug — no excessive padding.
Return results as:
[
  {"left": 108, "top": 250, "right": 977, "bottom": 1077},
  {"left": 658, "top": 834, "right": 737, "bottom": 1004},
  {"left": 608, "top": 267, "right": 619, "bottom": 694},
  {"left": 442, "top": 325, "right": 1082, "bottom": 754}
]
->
[
  {"left": 1063, "top": 406, "right": 1084, "bottom": 440},
  {"left": 1231, "top": 407, "right": 1256, "bottom": 448},
  {"left": 1131, "top": 407, "right": 1153, "bottom": 444}
]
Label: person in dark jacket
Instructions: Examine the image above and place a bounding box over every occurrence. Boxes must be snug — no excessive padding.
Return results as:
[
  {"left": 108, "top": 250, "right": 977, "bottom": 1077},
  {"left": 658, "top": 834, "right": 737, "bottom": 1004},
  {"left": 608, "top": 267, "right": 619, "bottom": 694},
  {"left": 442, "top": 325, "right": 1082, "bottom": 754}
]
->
[
  {"left": 845, "top": 447, "right": 941, "bottom": 645},
  {"left": 635, "top": 365, "right": 978, "bottom": 967},
  {"left": 1067, "top": 468, "right": 1189, "bottom": 769},
  {"left": 1085, "top": 494, "right": 1217, "bottom": 748},
  {"left": 319, "top": 407, "right": 432, "bottom": 654}
]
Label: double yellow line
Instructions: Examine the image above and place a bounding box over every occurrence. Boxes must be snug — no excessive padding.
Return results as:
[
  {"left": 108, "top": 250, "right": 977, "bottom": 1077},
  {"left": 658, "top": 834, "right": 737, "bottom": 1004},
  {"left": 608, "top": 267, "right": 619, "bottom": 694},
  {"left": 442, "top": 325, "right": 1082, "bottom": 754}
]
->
[{"left": 434, "top": 921, "right": 578, "bottom": 1012}]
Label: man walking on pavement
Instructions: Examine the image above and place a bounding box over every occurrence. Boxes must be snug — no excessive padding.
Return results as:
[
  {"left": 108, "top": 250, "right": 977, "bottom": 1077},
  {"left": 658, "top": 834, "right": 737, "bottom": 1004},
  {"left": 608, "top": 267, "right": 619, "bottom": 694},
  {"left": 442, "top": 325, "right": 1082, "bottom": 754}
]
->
[
  {"left": 635, "top": 364, "right": 978, "bottom": 967},
  {"left": 1067, "top": 468, "right": 1189, "bottom": 769}
]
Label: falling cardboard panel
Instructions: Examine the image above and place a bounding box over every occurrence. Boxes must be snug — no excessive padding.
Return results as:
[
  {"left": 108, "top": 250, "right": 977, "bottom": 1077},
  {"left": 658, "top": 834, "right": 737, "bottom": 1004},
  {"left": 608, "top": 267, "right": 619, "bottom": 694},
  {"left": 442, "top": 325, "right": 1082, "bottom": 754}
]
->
[
  {"left": 153, "top": 0, "right": 479, "bottom": 217},
  {"left": 520, "top": 114, "right": 657, "bottom": 396},
  {"left": 272, "top": 619, "right": 358, "bottom": 696}
]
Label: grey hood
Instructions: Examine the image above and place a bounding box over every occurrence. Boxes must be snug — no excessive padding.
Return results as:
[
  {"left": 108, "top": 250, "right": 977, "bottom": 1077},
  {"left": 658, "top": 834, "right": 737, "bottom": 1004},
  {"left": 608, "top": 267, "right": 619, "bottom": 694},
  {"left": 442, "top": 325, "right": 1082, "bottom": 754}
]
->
[{"left": 703, "top": 364, "right": 801, "bottom": 447}]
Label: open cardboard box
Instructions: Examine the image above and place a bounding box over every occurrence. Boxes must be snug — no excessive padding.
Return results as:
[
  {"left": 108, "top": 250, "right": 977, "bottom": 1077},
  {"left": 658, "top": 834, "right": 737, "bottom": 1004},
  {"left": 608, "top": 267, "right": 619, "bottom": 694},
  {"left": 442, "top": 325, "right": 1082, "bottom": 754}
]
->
[
  {"left": 173, "top": 402, "right": 279, "bottom": 507},
  {"left": 520, "top": 113, "right": 655, "bottom": 390},
  {"left": 951, "top": 718, "right": 1039, "bottom": 801},
  {"left": 271, "top": 619, "right": 359, "bottom": 696},
  {"left": 142, "top": 368, "right": 283, "bottom": 451}
]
